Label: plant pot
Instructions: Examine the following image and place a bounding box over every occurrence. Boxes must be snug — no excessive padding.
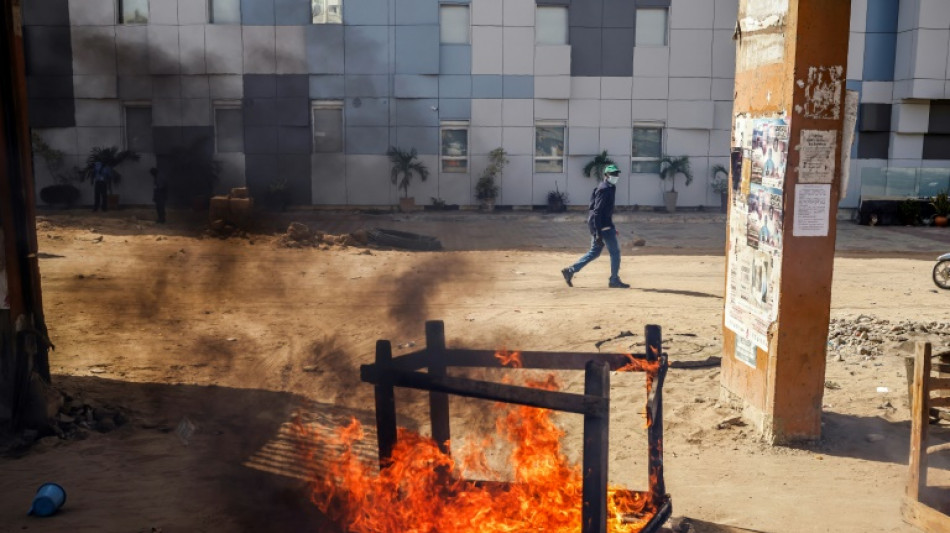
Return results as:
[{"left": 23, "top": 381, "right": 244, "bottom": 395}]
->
[
  {"left": 399, "top": 197, "right": 417, "bottom": 212},
  {"left": 936, "top": 215, "right": 949, "bottom": 227},
  {"left": 663, "top": 191, "right": 678, "bottom": 214},
  {"left": 480, "top": 199, "right": 495, "bottom": 212},
  {"left": 107, "top": 194, "right": 120, "bottom": 210},
  {"left": 720, "top": 192, "right": 728, "bottom": 213}
]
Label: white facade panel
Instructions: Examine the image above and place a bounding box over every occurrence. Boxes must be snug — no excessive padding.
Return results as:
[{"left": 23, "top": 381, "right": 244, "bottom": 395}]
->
[
  {"left": 568, "top": 99, "right": 600, "bottom": 127},
  {"left": 668, "top": 78, "right": 710, "bottom": 101},
  {"left": 148, "top": 26, "right": 181, "bottom": 75},
  {"left": 713, "top": 0, "right": 739, "bottom": 30},
  {"left": 181, "top": 98, "right": 212, "bottom": 126},
  {"left": 472, "top": 0, "right": 503, "bottom": 26},
  {"left": 116, "top": 25, "right": 149, "bottom": 75},
  {"left": 919, "top": 0, "right": 950, "bottom": 29},
  {"left": 890, "top": 133, "right": 924, "bottom": 160},
  {"left": 666, "top": 128, "right": 710, "bottom": 157},
  {"left": 601, "top": 77, "right": 632, "bottom": 100},
  {"left": 346, "top": 156, "right": 396, "bottom": 205},
  {"left": 599, "top": 127, "right": 631, "bottom": 158},
  {"left": 894, "top": 102, "right": 930, "bottom": 134},
  {"left": 633, "top": 46, "right": 669, "bottom": 78},
  {"left": 33, "top": 128, "right": 79, "bottom": 156},
  {"left": 77, "top": 127, "right": 121, "bottom": 154},
  {"left": 535, "top": 99, "right": 569, "bottom": 120},
  {"left": 568, "top": 127, "right": 599, "bottom": 155},
  {"left": 210, "top": 75, "right": 242, "bottom": 98},
  {"left": 534, "top": 45, "right": 571, "bottom": 76},
  {"left": 713, "top": 100, "right": 734, "bottom": 131},
  {"left": 68, "top": 0, "right": 115, "bottom": 26},
  {"left": 72, "top": 26, "right": 117, "bottom": 75},
  {"left": 179, "top": 0, "right": 208, "bottom": 25},
  {"left": 75, "top": 99, "right": 121, "bottom": 127},
  {"left": 471, "top": 99, "right": 503, "bottom": 126},
  {"left": 631, "top": 99, "right": 668, "bottom": 122},
  {"left": 181, "top": 75, "right": 210, "bottom": 98},
  {"left": 150, "top": 0, "right": 178, "bottom": 25},
  {"left": 503, "top": 126, "right": 533, "bottom": 155},
  {"left": 180, "top": 25, "right": 207, "bottom": 74},
  {"left": 570, "top": 77, "right": 601, "bottom": 99},
  {"left": 668, "top": 101, "right": 714, "bottom": 130},
  {"left": 501, "top": 99, "right": 534, "bottom": 126},
  {"left": 669, "top": 29, "right": 712, "bottom": 78},
  {"left": 848, "top": 32, "right": 865, "bottom": 81},
  {"left": 850, "top": 0, "right": 868, "bottom": 33},
  {"left": 503, "top": 27, "right": 535, "bottom": 75},
  {"left": 499, "top": 155, "right": 532, "bottom": 204},
  {"left": 600, "top": 100, "right": 632, "bottom": 128},
  {"left": 861, "top": 81, "right": 894, "bottom": 103},
  {"left": 470, "top": 126, "right": 502, "bottom": 155},
  {"left": 711, "top": 29, "right": 735, "bottom": 79},
  {"left": 894, "top": 30, "right": 915, "bottom": 81},
  {"left": 152, "top": 98, "right": 183, "bottom": 126},
  {"left": 472, "top": 26, "right": 503, "bottom": 74},
  {"left": 535, "top": 76, "right": 571, "bottom": 99},
  {"left": 709, "top": 130, "right": 731, "bottom": 157},
  {"left": 632, "top": 76, "right": 669, "bottom": 100},
  {"left": 73, "top": 75, "right": 117, "bottom": 99},
  {"left": 912, "top": 29, "right": 950, "bottom": 80},
  {"left": 206, "top": 26, "right": 244, "bottom": 74},
  {"left": 671, "top": 0, "right": 714, "bottom": 29},
  {"left": 910, "top": 78, "right": 946, "bottom": 99},
  {"left": 503, "top": 0, "right": 535, "bottom": 27},
  {"left": 711, "top": 78, "right": 734, "bottom": 100}
]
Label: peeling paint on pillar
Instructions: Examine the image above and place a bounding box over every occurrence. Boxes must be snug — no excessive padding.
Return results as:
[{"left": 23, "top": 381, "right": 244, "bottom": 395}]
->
[{"left": 721, "top": 0, "right": 851, "bottom": 444}]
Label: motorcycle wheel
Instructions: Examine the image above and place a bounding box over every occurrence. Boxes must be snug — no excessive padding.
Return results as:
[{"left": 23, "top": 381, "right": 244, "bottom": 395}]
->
[{"left": 933, "top": 260, "right": 950, "bottom": 290}]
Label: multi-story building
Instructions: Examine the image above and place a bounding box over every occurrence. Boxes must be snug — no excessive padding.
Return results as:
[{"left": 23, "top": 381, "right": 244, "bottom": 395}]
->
[{"left": 21, "top": 0, "right": 950, "bottom": 210}]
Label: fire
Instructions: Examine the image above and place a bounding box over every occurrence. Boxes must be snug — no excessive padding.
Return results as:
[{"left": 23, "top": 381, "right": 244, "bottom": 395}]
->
[{"left": 296, "top": 352, "right": 661, "bottom": 532}]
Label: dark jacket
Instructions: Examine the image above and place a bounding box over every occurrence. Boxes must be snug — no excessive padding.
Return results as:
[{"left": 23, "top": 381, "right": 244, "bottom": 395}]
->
[{"left": 587, "top": 181, "right": 616, "bottom": 236}]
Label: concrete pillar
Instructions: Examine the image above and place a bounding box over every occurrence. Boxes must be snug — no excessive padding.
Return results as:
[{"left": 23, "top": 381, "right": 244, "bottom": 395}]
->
[{"left": 720, "top": 0, "right": 851, "bottom": 443}]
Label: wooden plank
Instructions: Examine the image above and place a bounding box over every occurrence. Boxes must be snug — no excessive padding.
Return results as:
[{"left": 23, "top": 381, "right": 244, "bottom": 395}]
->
[
  {"left": 427, "top": 321, "right": 451, "bottom": 455},
  {"left": 902, "top": 496, "right": 950, "bottom": 533},
  {"left": 926, "top": 442, "right": 950, "bottom": 455},
  {"left": 907, "top": 342, "right": 932, "bottom": 500},
  {"left": 930, "top": 377, "right": 950, "bottom": 391},
  {"left": 930, "top": 397, "right": 950, "bottom": 409},
  {"left": 387, "top": 349, "right": 659, "bottom": 372},
  {"left": 582, "top": 360, "right": 609, "bottom": 533},
  {"left": 374, "top": 340, "right": 397, "bottom": 468},
  {"left": 646, "top": 325, "right": 667, "bottom": 501}
]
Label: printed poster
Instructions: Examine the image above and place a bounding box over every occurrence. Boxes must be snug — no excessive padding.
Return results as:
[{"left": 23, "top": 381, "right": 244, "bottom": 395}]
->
[
  {"left": 725, "top": 116, "right": 788, "bottom": 353},
  {"left": 793, "top": 184, "right": 831, "bottom": 237}
]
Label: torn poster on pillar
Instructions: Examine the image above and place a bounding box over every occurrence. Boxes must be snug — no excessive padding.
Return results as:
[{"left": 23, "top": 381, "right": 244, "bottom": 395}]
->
[
  {"left": 725, "top": 115, "right": 787, "bottom": 351},
  {"left": 735, "top": 0, "right": 790, "bottom": 73},
  {"left": 798, "top": 130, "right": 837, "bottom": 184},
  {"left": 796, "top": 66, "right": 844, "bottom": 120}
]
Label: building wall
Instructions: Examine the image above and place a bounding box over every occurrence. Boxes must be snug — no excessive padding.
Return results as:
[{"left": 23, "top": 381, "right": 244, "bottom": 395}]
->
[{"left": 23, "top": 0, "right": 741, "bottom": 208}]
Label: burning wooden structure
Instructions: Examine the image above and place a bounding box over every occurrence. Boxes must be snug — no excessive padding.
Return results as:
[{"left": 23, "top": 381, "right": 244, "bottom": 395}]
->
[
  {"left": 902, "top": 341, "right": 950, "bottom": 532},
  {"left": 359, "top": 320, "right": 672, "bottom": 533}
]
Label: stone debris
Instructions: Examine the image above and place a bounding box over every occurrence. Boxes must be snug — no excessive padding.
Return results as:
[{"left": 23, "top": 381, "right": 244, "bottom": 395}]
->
[
  {"left": 826, "top": 315, "right": 950, "bottom": 362},
  {"left": 277, "top": 222, "right": 368, "bottom": 250}
]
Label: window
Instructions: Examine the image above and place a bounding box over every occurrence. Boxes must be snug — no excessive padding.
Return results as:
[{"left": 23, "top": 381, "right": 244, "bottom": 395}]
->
[
  {"left": 214, "top": 103, "right": 244, "bottom": 153},
  {"left": 631, "top": 124, "right": 663, "bottom": 173},
  {"left": 312, "top": 0, "right": 342, "bottom": 24},
  {"left": 535, "top": 122, "right": 565, "bottom": 173},
  {"left": 858, "top": 104, "right": 891, "bottom": 159},
  {"left": 635, "top": 8, "right": 668, "bottom": 46},
  {"left": 118, "top": 0, "right": 149, "bottom": 24},
  {"left": 210, "top": 0, "right": 240, "bottom": 23},
  {"left": 536, "top": 6, "right": 568, "bottom": 45},
  {"left": 441, "top": 122, "right": 468, "bottom": 173},
  {"left": 124, "top": 105, "right": 153, "bottom": 152},
  {"left": 440, "top": 5, "right": 470, "bottom": 44},
  {"left": 312, "top": 101, "right": 344, "bottom": 153}
]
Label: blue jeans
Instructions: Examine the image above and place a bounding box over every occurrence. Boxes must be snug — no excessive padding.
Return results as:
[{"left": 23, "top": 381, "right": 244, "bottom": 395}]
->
[{"left": 570, "top": 229, "right": 621, "bottom": 281}]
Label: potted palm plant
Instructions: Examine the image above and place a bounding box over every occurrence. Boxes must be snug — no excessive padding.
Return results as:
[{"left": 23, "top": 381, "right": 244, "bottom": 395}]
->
[
  {"left": 658, "top": 155, "right": 693, "bottom": 213},
  {"left": 387, "top": 146, "right": 429, "bottom": 212},
  {"left": 710, "top": 163, "right": 729, "bottom": 213},
  {"left": 80, "top": 146, "right": 140, "bottom": 209},
  {"left": 583, "top": 150, "right": 616, "bottom": 180},
  {"left": 475, "top": 147, "right": 507, "bottom": 211},
  {"left": 931, "top": 190, "right": 950, "bottom": 227}
]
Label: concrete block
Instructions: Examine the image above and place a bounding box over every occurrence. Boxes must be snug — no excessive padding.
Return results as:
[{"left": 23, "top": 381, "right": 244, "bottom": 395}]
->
[
  {"left": 472, "top": 75, "right": 503, "bottom": 97},
  {"left": 502, "top": 99, "right": 534, "bottom": 127},
  {"left": 73, "top": 75, "right": 117, "bottom": 99},
  {"left": 345, "top": 127, "right": 390, "bottom": 155},
  {"left": 439, "top": 75, "right": 472, "bottom": 98},
  {"left": 182, "top": 98, "right": 212, "bottom": 126},
  {"left": 341, "top": 25, "right": 383, "bottom": 74},
  {"left": 275, "top": 0, "right": 311, "bottom": 25},
  {"left": 148, "top": 26, "right": 181, "bottom": 75},
  {"left": 205, "top": 26, "right": 244, "bottom": 74},
  {"left": 600, "top": 100, "right": 632, "bottom": 128},
  {"left": 633, "top": 76, "right": 669, "bottom": 100},
  {"left": 277, "top": 26, "right": 308, "bottom": 74},
  {"left": 601, "top": 77, "right": 632, "bottom": 99},
  {"left": 395, "top": 127, "right": 439, "bottom": 154},
  {"left": 180, "top": 25, "right": 207, "bottom": 74},
  {"left": 344, "top": 0, "right": 389, "bottom": 25},
  {"left": 533, "top": 72, "right": 570, "bottom": 100},
  {"left": 568, "top": 99, "right": 600, "bottom": 127},
  {"left": 150, "top": 0, "right": 178, "bottom": 25},
  {"left": 472, "top": 0, "right": 502, "bottom": 25},
  {"left": 535, "top": 98, "right": 569, "bottom": 120},
  {"left": 438, "top": 98, "right": 471, "bottom": 119},
  {"left": 669, "top": 29, "right": 712, "bottom": 77},
  {"left": 72, "top": 26, "right": 117, "bottom": 75},
  {"left": 535, "top": 45, "right": 571, "bottom": 76},
  {"left": 394, "top": 98, "right": 440, "bottom": 127},
  {"left": 472, "top": 26, "right": 503, "bottom": 75},
  {"left": 631, "top": 99, "right": 668, "bottom": 122},
  {"left": 471, "top": 99, "right": 503, "bottom": 126},
  {"left": 179, "top": 0, "right": 208, "bottom": 24},
  {"left": 395, "top": 75, "right": 439, "bottom": 98},
  {"left": 68, "top": 0, "right": 114, "bottom": 26},
  {"left": 153, "top": 98, "right": 183, "bottom": 127},
  {"left": 440, "top": 45, "right": 472, "bottom": 75},
  {"left": 570, "top": 77, "right": 601, "bottom": 99},
  {"left": 503, "top": 0, "right": 534, "bottom": 26},
  {"left": 395, "top": 25, "right": 440, "bottom": 74},
  {"left": 669, "top": 78, "right": 711, "bottom": 100},
  {"left": 345, "top": 75, "right": 389, "bottom": 97},
  {"left": 75, "top": 99, "right": 121, "bottom": 127},
  {"left": 243, "top": 26, "right": 277, "bottom": 74},
  {"left": 309, "top": 74, "right": 346, "bottom": 98}
]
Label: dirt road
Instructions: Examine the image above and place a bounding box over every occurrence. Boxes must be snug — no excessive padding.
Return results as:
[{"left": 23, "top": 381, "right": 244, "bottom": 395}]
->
[{"left": 0, "top": 210, "right": 947, "bottom": 532}]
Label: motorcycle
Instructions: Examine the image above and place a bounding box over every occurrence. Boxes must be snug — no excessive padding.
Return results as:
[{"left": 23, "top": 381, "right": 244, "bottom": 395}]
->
[{"left": 934, "top": 253, "right": 950, "bottom": 289}]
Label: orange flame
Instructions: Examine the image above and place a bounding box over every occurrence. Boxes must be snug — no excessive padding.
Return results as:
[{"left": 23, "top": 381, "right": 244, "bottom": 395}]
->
[{"left": 493, "top": 349, "right": 523, "bottom": 368}]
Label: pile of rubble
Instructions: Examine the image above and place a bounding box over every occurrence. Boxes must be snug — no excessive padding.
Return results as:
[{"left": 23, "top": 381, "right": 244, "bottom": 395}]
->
[
  {"left": 826, "top": 314, "right": 950, "bottom": 360},
  {"left": 277, "top": 222, "right": 368, "bottom": 249}
]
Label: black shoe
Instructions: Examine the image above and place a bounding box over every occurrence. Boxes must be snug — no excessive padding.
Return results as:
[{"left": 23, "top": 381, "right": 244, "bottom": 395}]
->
[
  {"left": 561, "top": 268, "right": 574, "bottom": 287},
  {"left": 608, "top": 279, "right": 630, "bottom": 289}
]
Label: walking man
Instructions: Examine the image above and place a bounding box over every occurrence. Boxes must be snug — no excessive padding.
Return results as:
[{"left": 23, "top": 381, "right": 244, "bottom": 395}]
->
[{"left": 561, "top": 164, "right": 630, "bottom": 288}]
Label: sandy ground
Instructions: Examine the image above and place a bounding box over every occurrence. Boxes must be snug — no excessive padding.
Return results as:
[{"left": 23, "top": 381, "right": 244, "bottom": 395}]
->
[{"left": 0, "top": 209, "right": 948, "bottom": 533}]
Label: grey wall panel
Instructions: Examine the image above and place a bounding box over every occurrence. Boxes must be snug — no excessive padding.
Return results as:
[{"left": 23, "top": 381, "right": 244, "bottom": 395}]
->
[
  {"left": 342, "top": 26, "right": 385, "bottom": 74},
  {"left": 279, "top": 126, "right": 312, "bottom": 153},
  {"left": 345, "top": 75, "right": 390, "bottom": 97},
  {"left": 395, "top": 75, "right": 439, "bottom": 98},
  {"left": 241, "top": 0, "right": 276, "bottom": 25},
  {"left": 602, "top": 0, "right": 635, "bottom": 28},
  {"left": 311, "top": 153, "right": 347, "bottom": 204},
  {"left": 23, "top": 0, "right": 70, "bottom": 26},
  {"left": 244, "top": 98, "right": 280, "bottom": 126},
  {"left": 345, "top": 0, "right": 390, "bottom": 25},
  {"left": 277, "top": 74, "right": 310, "bottom": 97},
  {"left": 395, "top": 127, "right": 439, "bottom": 154},
  {"left": 570, "top": 27, "right": 603, "bottom": 77},
  {"left": 245, "top": 74, "right": 278, "bottom": 98},
  {"left": 395, "top": 0, "right": 439, "bottom": 24},
  {"left": 395, "top": 26, "right": 440, "bottom": 74},
  {"left": 394, "top": 98, "right": 440, "bottom": 126},
  {"left": 277, "top": 154, "right": 313, "bottom": 201},
  {"left": 275, "top": 0, "right": 311, "bottom": 25},
  {"left": 27, "top": 76, "right": 74, "bottom": 99},
  {"left": 28, "top": 99, "right": 76, "bottom": 128},
  {"left": 439, "top": 75, "right": 472, "bottom": 98},
  {"left": 276, "top": 98, "right": 310, "bottom": 126},
  {"left": 24, "top": 26, "right": 73, "bottom": 76},
  {"left": 205, "top": 26, "right": 244, "bottom": 74},
  {"left": 210, "top": 75, "right": 244, "bottom": 98},
  {"left": 440, "top": 45, "right": 472, "bottom": 75},
  {"left": 346, "top": 126, "right": 390, "bottom": 154},
  {"left": 310, "top": 75, "right": 346, "bottom": 98},
  {"left": 503, "top": 75, "right": 533, "bottom": 98},
  {"left": 182, "top": 76, "right": 210, "bottom": 98},
  {"left": 244, "top": 154, "right": 280, "bottom": 195},
  {"left": 439, "top": 98, "right": 472, "bottom": 119},
  {"left": 601, "top": 28, "right": 634, "bottom": 77},
  {"left": 153, "top": 75, "right": 181, "bottom": 98},
  {"left": 346, "top": 98, "right": 390, "bottom": 126},
  {"left": 472, "top": 75, "right": 503, "bottom": 97},
  {"left": 569, "top": 0, "right": 603, "bottom": 28},
  {"left": 153, "top": 127, "right": 183, "bottom": 154},
  {"left": 151, "top": 0, "right": 179, "bottom": 25}
]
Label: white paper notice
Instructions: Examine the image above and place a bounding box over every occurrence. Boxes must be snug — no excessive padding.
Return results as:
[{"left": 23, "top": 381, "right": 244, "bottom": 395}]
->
[
  {"left": 793, "top": 184, "right": 831, "bottom": 237},
  {"left": 798, "top": 130, "right": 836, "bottom": 184}
]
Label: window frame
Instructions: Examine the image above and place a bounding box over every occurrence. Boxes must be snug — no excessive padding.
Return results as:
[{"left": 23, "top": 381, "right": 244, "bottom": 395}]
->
[
  {"left": 534, "top": 121, "right": 566, "bottom": 174},
  {"left": 213, "top": 100, "right": 244, "bottom": 154},
  {"left": 535, "top": 6, "right": 569, "bottom": 45},
  {"left": 635, "top": 7, "right": 668, "bottom": 47},
  {"left": 311, "top": 100, "right": 345, "bottom": 154},
  {"left": 631, "top": 122, "right": 664, "bottom": 174},
  {"left": 440, "top": 121, "right": 469, "bottom": 173},
  {"left": 123, "top": 102, "right": 153, "bottom": 153},
  {"left": 209, "top": 0, "right": 240, "bottom": 24},
  {"left": 312, "top": 0, "right": 343, "bottom": 24},
  {"left": 117, "top": 0, "right": 149, "bottom": 24}
]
